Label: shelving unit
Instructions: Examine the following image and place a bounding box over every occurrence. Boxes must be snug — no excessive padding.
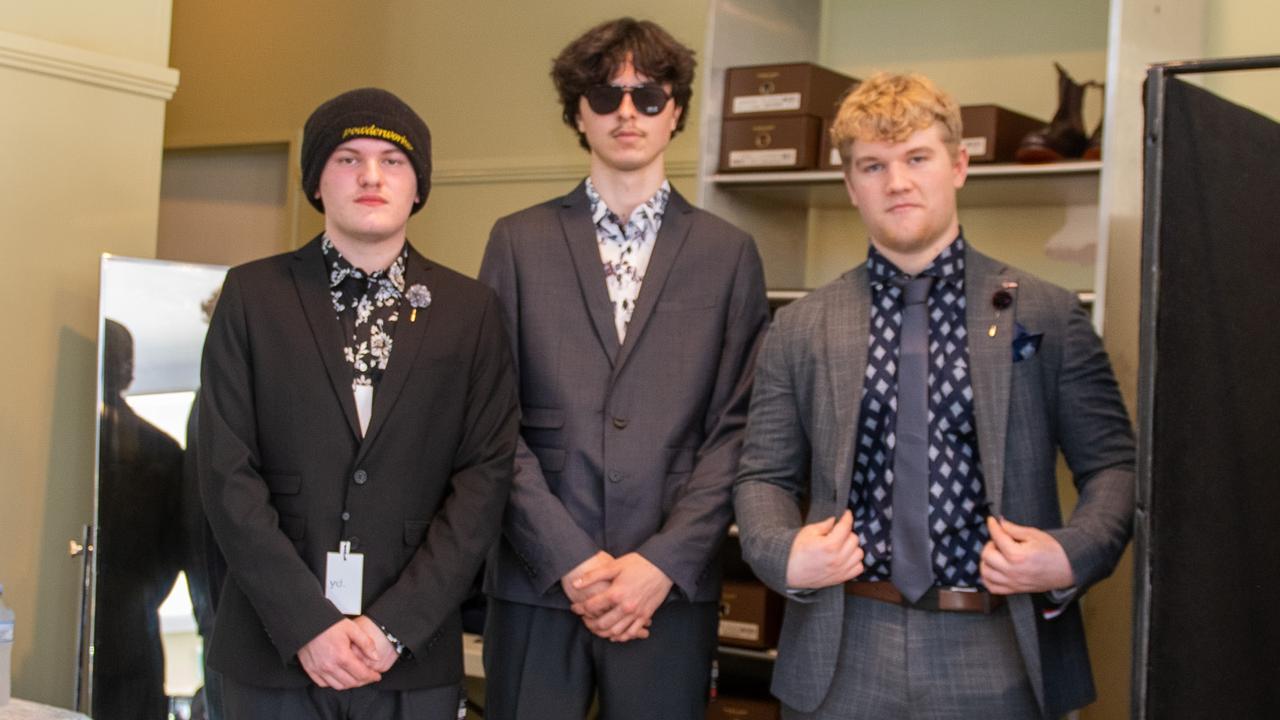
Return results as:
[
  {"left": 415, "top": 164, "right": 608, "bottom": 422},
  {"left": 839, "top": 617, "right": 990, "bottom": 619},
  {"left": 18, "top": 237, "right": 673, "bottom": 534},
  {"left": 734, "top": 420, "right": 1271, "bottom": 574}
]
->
[
  {"left": 694, "top": 0, "right": 1111, "bottom": 292},
  {"left": 712, "top": 160, "right": 1102, "bottom": 209}
]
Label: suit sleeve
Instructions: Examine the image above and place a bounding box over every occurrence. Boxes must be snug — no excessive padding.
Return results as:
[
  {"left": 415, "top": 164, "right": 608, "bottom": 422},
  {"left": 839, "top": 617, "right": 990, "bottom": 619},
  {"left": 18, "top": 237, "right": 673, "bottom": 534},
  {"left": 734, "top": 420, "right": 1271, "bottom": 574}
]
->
[
  {"left": 636, "top": 235, "right": 770, "bottom": 598},
  {"left": 365, "top": 289, "right": 519, "bottom": 654},
  {"left": 732, "top": 305, "right": 811, "bottom": 595},
  {"left": 1045, "top": 293, "right": 1136, "bottom": 592},
  {"left": 478, "top": 217, "right": 602, "bottom": 594},
  {"left": 198, "top": 270, "right": 344, "bottom": 664}
]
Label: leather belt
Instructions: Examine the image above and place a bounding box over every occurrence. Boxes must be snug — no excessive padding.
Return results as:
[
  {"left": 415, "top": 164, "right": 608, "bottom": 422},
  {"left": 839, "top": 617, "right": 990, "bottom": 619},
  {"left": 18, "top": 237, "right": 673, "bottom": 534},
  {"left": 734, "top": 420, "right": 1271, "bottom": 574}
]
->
[{"left": 845, "top": 581, "right": 1005, "bottom": 614}]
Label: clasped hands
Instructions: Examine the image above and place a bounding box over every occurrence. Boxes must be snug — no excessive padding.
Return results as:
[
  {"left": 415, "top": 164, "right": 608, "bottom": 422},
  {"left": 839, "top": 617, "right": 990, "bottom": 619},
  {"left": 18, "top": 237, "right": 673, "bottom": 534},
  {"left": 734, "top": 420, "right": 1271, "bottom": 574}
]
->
[
  {"left": 784, "top": 510, "right": 1075, "bottom": 594},
  {"left": 562, "top": 550, "right": 673, "bottom": 643},
  {"left": 297, "top": 615, "right": 398, "bottom": 690}
]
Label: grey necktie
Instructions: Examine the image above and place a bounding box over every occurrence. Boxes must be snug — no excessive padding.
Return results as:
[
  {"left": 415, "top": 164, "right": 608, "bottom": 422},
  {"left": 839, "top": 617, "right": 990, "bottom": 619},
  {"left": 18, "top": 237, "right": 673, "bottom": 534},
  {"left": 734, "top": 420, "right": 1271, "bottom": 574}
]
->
[{"left": 891, "top": 274, "right": 935, "bottom": 603}]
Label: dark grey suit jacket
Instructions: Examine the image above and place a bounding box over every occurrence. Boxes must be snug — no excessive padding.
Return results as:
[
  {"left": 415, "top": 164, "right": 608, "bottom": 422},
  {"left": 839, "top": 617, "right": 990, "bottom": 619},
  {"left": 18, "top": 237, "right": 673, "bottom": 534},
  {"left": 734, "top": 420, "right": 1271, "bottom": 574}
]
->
[
  {"left": 734, "top": 247, "right": 1134, "bottom": 717},
  {"left": 199, "top": 236, "right": 519, "bottom": 689},
  {"left": 480, "top": 182, "right": 769, "bottom": 607}
]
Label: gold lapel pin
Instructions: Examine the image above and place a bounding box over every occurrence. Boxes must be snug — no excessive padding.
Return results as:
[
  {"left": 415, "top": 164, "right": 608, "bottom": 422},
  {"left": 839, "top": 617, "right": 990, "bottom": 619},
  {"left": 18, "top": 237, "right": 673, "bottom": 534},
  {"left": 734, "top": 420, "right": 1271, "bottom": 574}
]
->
[
  {"left": 990, "top": 281, "right": 1018, "bottom": 338},
  {"left": 406, "top": 283, "right": 431, "bottom": 323}
]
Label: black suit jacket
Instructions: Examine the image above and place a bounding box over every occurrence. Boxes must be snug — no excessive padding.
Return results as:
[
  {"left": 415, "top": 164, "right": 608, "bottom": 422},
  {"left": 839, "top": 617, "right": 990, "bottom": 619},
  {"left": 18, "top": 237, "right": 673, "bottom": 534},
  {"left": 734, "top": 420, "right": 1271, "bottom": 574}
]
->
[
  {"left": 479, "top": 183, "right": 769, "bottom": 607},
  {"left": 198, "top": 235, "right": 518, "bottom": 690}
]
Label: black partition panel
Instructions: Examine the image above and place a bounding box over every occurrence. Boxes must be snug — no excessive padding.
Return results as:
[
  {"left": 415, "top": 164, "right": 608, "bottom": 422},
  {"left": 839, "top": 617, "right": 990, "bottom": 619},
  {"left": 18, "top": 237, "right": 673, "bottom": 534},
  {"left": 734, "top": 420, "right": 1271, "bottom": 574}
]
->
[{"left": 1138, "top": 63, "right": 1280, "bottom": 718}]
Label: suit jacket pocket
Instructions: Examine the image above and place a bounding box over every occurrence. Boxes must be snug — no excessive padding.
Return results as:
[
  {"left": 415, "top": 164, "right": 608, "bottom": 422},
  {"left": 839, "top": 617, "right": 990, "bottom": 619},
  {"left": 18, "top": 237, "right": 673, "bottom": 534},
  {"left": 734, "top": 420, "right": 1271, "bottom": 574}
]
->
[
  {"left": 264, "top": 473, "right": 301, "bottom": 494},
  {"left": 404, "top": 520, "right": 430, "bottom": 547},
  {"left": 521, "top": 407, "right": 564, "bottom": 451}
]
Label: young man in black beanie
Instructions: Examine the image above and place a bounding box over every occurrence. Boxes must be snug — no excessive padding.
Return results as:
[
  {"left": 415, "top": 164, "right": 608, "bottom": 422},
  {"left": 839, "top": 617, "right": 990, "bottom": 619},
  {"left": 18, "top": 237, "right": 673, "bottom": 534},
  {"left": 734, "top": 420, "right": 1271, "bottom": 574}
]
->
[
  {"left": 479, "top": 18, "right": 769, "bottom": 719},
  {"left": 199, "top": 87, "right": 518, "bottom": 718}
]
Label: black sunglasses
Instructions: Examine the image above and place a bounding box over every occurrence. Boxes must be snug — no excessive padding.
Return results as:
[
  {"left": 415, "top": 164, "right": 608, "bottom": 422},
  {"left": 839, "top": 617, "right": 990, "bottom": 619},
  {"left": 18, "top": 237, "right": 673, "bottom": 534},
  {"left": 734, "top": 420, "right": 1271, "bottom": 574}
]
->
[{"left": 584, "top": 84, "right": 672, "bottom": 116}]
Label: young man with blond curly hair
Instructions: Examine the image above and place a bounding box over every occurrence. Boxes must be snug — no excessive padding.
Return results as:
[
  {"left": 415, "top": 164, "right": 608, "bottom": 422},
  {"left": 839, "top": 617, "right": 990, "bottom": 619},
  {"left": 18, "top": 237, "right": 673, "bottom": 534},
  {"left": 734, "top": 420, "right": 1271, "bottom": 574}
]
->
[{"left": 734, "top": 72, "right": 1134, "bottom": 719}]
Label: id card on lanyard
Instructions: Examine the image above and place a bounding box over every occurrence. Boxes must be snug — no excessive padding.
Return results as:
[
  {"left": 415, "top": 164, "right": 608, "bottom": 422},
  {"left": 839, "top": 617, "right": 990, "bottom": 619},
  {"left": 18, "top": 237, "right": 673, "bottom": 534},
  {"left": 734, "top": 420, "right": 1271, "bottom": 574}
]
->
[{"left": 325, "top": 541, "right": 364, "bottom": 615}]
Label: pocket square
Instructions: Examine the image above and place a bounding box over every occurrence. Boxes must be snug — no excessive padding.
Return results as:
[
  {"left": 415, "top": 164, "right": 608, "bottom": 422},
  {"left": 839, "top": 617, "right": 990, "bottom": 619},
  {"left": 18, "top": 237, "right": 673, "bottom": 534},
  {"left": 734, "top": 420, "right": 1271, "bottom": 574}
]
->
[{"left": 1012, "top": 322, "right": 1043, "bottom": 362}]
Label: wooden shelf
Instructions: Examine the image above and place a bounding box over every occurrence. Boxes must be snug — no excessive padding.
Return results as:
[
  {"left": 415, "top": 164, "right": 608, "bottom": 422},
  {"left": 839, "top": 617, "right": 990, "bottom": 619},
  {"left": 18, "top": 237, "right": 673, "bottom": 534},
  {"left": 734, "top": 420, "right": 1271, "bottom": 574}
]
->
[
  {"left": 711, "top": 160, "right": 1101, "bottom": 209},
  {"left": 717, "top": 645, "right": 779, "bottom": 661}
]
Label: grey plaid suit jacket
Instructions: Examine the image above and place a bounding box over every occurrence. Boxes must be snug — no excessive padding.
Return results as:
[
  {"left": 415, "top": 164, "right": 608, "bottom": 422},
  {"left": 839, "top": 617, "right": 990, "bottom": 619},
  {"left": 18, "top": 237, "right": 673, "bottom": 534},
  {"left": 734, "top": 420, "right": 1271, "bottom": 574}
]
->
[{"left": 734, "top": 246, "right": 1134, "bottom": 718}]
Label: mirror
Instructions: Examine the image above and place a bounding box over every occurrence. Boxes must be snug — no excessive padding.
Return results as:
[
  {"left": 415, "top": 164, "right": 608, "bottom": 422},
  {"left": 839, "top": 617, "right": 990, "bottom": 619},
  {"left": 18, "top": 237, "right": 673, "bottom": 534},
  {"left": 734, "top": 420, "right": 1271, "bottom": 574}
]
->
[{"left": 90, "top": 255, "right": 228, "bottom": 720}]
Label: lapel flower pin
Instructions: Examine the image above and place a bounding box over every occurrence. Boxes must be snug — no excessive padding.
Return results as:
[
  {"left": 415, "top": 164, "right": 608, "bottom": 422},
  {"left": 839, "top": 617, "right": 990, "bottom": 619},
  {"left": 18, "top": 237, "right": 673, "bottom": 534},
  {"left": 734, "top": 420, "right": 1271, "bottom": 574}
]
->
[
  {"left": 989, "top": 281, "right": 1019, "bottom": 337},
  {"left": 406, "top": 283, "right": 431, "bottom": 322}
]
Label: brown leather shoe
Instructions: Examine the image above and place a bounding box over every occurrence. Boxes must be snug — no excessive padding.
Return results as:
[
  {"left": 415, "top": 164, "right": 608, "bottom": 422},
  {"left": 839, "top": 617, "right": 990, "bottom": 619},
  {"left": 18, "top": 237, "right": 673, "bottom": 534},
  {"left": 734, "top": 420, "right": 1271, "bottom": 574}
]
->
[
  {"left": 1082, "top": 82, "right": 1104, "bottom": 160},
  {"left": 1016, "top": 63, "right": 1089, "bottom": 163}
]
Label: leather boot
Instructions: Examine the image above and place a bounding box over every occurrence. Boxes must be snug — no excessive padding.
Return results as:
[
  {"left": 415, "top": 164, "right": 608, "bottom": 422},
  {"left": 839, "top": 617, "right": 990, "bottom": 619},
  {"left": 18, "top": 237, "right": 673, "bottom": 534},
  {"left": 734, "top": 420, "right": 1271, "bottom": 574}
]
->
[
  {"left": 1082, "top": 81, "right": 1104, "bottom": 160},
  {"left": 1016, "top": 63, "right": 1089, "bottom": 163}
]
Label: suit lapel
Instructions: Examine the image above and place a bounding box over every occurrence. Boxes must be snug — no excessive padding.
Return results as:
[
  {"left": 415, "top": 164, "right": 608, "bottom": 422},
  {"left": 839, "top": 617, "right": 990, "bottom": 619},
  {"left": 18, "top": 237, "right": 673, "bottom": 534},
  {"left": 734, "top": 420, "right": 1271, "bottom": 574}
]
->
[
  {"left": 965, "top": 249, "right": 1014, "bottom": 514},
  {"left": 827, "top": 267, "right": 870, "bottom": 508},
  {"left": 560, "top": 182, "right": 620, "bottom": 364},
  {"left": 611, "top": 189, "right": 693, "bottom": 380},
  {"left": 967, "top": 251, "right": 1046, "bottom": 715},
  {"left": 354, "top": 245, "right": 433, "bottom": 464},
  {"left": 290, "top": 236, "right": 362, "bottom": 440}
]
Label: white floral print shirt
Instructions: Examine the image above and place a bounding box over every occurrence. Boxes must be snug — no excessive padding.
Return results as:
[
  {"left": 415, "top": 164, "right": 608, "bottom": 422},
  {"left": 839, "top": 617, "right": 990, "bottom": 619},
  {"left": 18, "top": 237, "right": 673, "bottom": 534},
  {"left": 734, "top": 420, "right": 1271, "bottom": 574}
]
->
[
  {"left": 323, "top": 235, "right": 407, "bottom": 435},
  {"left": 585, "top": 177, "right": 670, "bottom": 343}
]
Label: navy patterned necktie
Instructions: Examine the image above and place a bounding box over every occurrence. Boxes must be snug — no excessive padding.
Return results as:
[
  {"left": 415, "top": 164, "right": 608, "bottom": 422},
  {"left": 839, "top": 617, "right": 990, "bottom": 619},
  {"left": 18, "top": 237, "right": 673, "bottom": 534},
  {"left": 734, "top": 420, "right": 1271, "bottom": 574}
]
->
[{"left": 891, "top": 274, "right": 935, "bottom": 602}]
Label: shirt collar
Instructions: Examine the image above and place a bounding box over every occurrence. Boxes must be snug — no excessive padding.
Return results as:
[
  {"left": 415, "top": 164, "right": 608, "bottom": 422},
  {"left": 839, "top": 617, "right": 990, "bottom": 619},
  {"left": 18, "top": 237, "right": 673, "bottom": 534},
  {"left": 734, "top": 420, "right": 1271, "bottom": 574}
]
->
[
  {"left": 866, "top": 231, "right": 967, "bottom": 290},
  {"left": 323, "top": 235, "right": 408, "bottom": 294},
  {"left": 584, "top": 177, "right": 672, "bottom": 235}
]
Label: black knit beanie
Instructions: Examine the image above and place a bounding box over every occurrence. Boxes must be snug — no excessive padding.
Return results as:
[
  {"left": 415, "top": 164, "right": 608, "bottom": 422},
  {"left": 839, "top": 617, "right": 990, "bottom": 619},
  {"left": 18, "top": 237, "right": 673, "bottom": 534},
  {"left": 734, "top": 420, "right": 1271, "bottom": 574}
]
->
[{"left": 301, "top": 87, "right": 432, "bottom": 214}]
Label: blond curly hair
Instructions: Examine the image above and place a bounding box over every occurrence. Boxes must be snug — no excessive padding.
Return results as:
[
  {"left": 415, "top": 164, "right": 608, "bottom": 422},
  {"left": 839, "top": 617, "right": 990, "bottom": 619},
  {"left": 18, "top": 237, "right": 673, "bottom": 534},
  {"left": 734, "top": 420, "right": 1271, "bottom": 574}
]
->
[{"left": 830, "top": 72, "right": 962, "bottom": 163}]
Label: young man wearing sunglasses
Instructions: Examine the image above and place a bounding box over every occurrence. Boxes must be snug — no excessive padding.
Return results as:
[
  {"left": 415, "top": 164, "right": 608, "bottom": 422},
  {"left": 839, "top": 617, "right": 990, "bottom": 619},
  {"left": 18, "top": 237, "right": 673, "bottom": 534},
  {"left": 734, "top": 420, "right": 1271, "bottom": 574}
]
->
[{"left": 479, "top": 17, "right": 769, "bottom": 720}]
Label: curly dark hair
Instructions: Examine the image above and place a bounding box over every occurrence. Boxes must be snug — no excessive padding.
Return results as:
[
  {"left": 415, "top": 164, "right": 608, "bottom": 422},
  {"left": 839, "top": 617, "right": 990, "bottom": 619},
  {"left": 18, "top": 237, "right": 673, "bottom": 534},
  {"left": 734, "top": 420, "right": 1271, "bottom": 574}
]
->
[{"left": 551, "top": 17, "right": 696, "bottom": 150}]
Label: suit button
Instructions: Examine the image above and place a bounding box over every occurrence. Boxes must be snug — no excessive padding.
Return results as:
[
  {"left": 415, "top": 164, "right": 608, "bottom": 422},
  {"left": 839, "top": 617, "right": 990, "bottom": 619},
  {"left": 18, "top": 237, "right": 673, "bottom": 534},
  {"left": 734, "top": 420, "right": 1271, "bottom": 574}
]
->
[
  {"left": 608, "top": 471, "right": 622, "bottom": 483},
  {"left": 353, "top": 469, "right": 368, "bottom": 485},
  {"left": 612, "top": 417, "right": 628, "bottom": 429},
  {"left": 341, "top": 511, "right": 350, "bottom": 521}
]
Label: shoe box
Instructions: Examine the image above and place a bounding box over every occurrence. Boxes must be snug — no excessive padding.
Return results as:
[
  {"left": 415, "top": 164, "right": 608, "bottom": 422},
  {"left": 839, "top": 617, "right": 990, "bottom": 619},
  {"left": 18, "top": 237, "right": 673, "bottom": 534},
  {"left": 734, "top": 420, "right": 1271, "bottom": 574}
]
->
[
  {"left": 960, "top": 104, "right": 1046, "bottom": 163},
  {"left": 717, "top": 579, "right": 784, "bottom": 650},
  {"left": 719, "top": 63, "right": 857, "bottom": 172}
]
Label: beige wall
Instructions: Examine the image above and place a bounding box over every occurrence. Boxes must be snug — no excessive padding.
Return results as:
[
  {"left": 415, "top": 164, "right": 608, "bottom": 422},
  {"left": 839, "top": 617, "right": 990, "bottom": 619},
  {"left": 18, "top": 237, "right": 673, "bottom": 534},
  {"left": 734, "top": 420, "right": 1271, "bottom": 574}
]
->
[
  {"left": 157, "top": 145, "right": 293, "bottom": 267},
  {"left": 1, "top": 0, "right": 171, "bottom": 65},
  {"left": 1203, "top": 1, "right": 1280, "bottom": 121},
  {"left": 0, "top": 3, "right": 176, "bottom": 708},
  {"left": 166, "top": 0, "right": 708, "bottom": 274}
]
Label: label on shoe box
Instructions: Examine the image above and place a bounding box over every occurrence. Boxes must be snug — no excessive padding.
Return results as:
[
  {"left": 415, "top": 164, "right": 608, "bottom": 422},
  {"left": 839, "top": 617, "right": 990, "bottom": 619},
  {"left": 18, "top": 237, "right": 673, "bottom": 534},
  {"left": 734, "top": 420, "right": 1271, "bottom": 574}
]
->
[
  {"left": 961, "top": 136, "right": 988, "bottom": 157},
  {"left": 728, "top": 148, "right": 798, "bottom": 168},
  {"left": 732, "top": 92, "right": 803, "bottom": 114},
  {"left": 718, "top": 619, "right": 762, "bottom": 642}
]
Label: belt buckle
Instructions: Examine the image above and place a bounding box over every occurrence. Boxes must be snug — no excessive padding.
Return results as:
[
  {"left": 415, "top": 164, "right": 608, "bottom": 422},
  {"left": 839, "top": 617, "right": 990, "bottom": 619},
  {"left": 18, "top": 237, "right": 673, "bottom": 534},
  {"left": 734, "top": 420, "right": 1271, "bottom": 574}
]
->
[{"left": 941, "top": 585, "right": 990, "bottom": 613}]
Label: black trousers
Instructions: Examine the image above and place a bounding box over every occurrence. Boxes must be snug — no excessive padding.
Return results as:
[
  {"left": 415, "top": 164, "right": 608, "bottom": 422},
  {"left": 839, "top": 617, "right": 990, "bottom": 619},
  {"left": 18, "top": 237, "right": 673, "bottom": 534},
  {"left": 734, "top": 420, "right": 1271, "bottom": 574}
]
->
[
  {"left": 221, "top": 675, "right": 461, "bottom": 720},
  {"left": 483, "top": 598, "right": 718, "bottom": 720}
]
